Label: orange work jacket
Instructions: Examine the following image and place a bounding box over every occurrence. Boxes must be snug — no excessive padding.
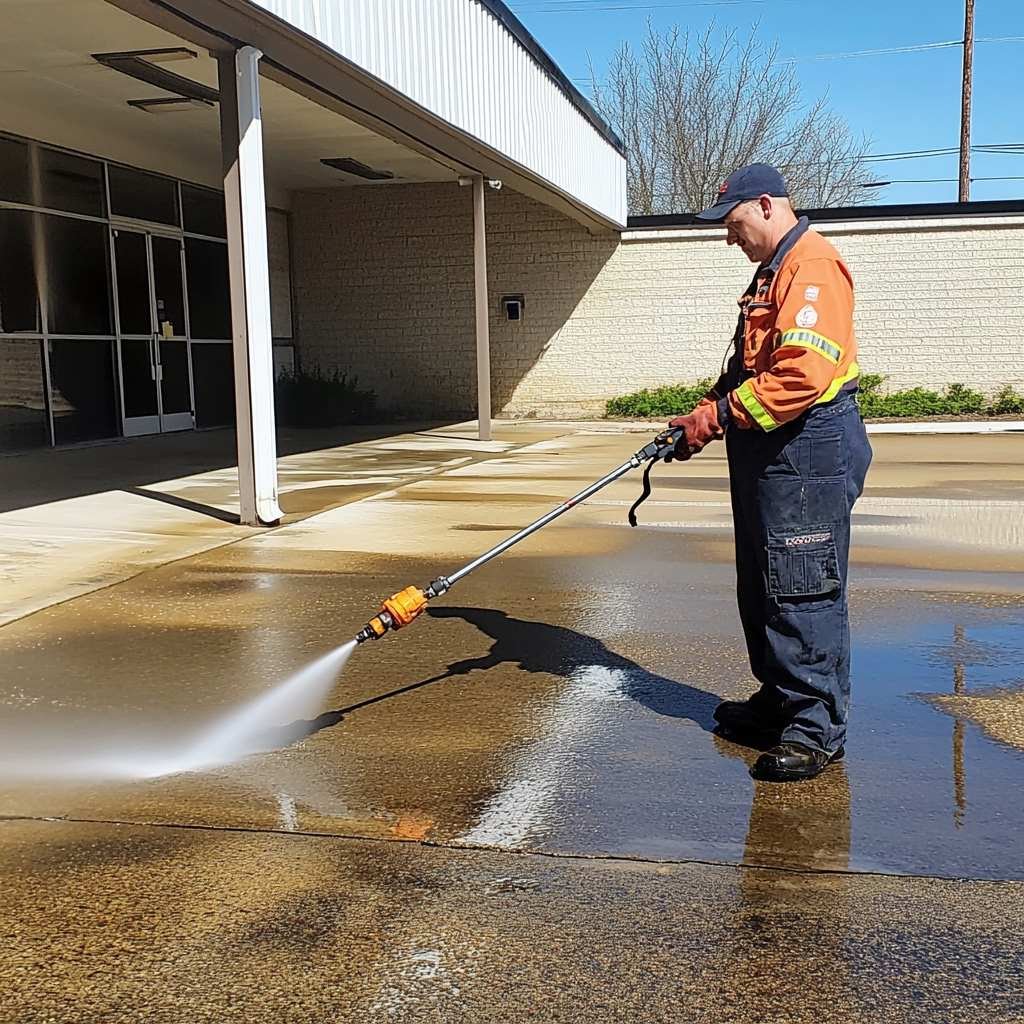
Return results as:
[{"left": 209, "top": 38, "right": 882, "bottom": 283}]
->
[{"left": 709, "top": 219, "right": 860, "bottom": 431}]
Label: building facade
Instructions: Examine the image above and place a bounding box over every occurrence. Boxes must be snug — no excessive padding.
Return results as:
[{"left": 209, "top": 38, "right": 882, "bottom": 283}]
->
[{"left": 2, "top": 0, "right": 1022, "bottom": 519}]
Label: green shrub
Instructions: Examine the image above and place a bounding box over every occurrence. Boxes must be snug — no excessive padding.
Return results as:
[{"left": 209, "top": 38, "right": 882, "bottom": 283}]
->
[
  {"left": 990, "top": 385, "right": 1024, "bottom": 416},
  {"left": 605, "top": 373, "right": 1018, "bottom": 421},
  {"left": 605, "top": 378, "right": 714, "bottom": 418},
  {"left": 858, "top": 376, "right": 986, "bottom": 419},
  {"left": 943, "top": 383, "right": 986, "bottom": 415},
  {"left": 275, "top": 365, "right": 376, "bottom": 427}
]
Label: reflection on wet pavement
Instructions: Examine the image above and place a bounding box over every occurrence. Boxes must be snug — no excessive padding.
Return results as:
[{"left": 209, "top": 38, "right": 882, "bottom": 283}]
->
[
  {"left": 1, "top": 433, "right": 1023, "bottom": 876},
  {"left": 2, "top": 429, "right": 1024, "bottom": 1021}
]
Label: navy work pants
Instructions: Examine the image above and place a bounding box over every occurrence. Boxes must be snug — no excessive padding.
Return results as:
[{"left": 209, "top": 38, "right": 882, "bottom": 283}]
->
[{"left": 726, "top": 393, "right": 872, "bottom": 754}]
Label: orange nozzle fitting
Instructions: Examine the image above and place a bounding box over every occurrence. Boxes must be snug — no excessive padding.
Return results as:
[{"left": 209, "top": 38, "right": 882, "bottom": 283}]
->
[
  {"left": 382, "top": 586, "right": 428, "bottom": 628},
  {"left": 354, "top": 585, "right": 429, "bottom": 643}
]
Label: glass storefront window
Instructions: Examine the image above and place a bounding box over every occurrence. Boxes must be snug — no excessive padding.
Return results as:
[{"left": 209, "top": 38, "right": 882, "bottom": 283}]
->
[
  {"left": 151, "top": 236, "right": 186, "bottom": 337},
  {"left": 48, "top": 339, "right": 118, "bottom": 445},
  {"left": 0, "top": 136, "right": 31, "bottom": 204},
  {"left": 181, "top": 183, "right": 226, "bottom": 238},
  {"left": 0, "top": 210, "right": 42, "bottom": 333},
  {"left": 44, "top": 215, "right": 113, "bottom": 335},
  {"left": 108, "top": 164, "right": 179, "bottom": 225},
  {"left": 0, "top": 338, "right": 49, "bottom": 451},
  {"left": 39, "top": 148, "right": 105, "bottom": 218},
  {"left": 1, "top": 133, "right": 294, "bottom": 447},
  {"left": 192, "top": 343, "right": 235, "bottom": 427},
  {"left": 185, "top": 237, "right": 231, "bottom": 339},
  {"left": 113, "top": 230, "right": 151, "bottom": 335}
]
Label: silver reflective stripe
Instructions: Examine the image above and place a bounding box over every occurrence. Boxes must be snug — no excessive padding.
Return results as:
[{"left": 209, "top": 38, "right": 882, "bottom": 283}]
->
[{"left": 779, "top": 329, "right": 842, "bottom": 363}]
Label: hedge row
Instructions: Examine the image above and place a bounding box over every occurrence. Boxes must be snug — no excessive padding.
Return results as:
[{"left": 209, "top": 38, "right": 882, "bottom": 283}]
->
[{"left": 605, "top": 374, "right": 1024, "bottom": 420}]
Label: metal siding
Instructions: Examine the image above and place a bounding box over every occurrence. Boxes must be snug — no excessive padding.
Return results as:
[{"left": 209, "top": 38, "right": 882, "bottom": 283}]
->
[{"left": 247, "top": 0, "right": 626, "bottom": 225}]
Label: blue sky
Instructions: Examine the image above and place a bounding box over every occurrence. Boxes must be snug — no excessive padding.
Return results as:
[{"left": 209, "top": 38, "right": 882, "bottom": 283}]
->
[{"left": 505, "top": 0, "right": 1024, "bottom": 204}]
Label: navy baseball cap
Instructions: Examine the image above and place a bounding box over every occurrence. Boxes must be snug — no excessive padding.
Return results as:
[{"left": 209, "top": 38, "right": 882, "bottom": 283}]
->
[{"left": 697, "top": 163, "right": 789, "bottom": 221}]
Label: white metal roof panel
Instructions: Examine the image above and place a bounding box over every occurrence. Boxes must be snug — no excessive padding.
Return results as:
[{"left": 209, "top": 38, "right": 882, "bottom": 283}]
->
[{"left": 246, "top": 0, "right": 627, "bottom": 226}]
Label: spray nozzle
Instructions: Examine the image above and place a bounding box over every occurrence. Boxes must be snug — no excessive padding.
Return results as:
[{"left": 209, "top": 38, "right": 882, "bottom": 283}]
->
[{"left": 354, "top": 585, "right": 430, "bottom": 643}]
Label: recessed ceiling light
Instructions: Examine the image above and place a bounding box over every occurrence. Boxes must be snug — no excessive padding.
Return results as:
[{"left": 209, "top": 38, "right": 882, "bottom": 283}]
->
[
  {"left": 94, "top": 47, "right": 197, "bottom": 63},
  {"left": 127, "top": 97, "right": 214, "bottom": 113},
  {"left": 93, "top": 52, "right": 218, "bottom": 103},
  {"left": 320, "top": 157, "right": 395, "bottom": 181}
]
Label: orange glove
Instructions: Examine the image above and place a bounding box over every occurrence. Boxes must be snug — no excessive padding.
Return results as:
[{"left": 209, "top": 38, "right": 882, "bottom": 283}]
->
[{"left": 668, "top": 401, "right": 724, "bottom": 460}]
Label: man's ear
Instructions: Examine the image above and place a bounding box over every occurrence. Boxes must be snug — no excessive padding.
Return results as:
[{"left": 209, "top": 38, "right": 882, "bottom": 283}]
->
[{"left": 759, "top": 195, "right": 773, "bottom": 219}]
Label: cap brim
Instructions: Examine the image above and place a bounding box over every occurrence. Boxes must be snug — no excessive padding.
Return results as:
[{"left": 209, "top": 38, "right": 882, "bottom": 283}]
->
[{"left": 696, "top": 199, "right": 740, "bottom": 222}]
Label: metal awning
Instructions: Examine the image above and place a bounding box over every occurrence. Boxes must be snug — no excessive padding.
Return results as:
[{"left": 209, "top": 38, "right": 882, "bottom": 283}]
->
[{"left": 111, "top": 0, "right": 628, "bottom": 230}]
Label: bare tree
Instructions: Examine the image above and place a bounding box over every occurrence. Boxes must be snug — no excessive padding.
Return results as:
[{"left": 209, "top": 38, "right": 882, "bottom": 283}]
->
[{"left": 591, "top": 25, "right": 881, "bottom": 214}]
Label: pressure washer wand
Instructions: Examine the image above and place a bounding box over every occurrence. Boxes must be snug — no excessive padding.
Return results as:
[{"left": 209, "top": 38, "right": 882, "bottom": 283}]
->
[{"left": 353, "top": 426, "right": 683, "bottom": 644}]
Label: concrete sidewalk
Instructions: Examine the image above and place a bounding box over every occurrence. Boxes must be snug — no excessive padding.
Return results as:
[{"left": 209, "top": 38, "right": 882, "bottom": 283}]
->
[
  {"left": 5, "top": 421, "right": 1024, "bottom": 628},
  {"left": 0, "top": 421, "right": 570, "bottom": 627}
]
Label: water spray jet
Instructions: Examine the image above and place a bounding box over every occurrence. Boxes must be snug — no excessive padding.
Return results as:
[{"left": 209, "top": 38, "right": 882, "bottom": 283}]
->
[{"left": 353, "top": 426, "right": 683, "bottom": 644}]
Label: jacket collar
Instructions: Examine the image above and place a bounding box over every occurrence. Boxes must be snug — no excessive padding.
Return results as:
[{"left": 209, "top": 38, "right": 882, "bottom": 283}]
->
[{"left": 762, "top": 216, "right": 809, "bottom": 276}]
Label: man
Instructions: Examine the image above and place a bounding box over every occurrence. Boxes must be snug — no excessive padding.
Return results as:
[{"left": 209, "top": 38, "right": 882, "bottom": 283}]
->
[{"left": 668, "top": 164, "right": 872, "bottom": 782}]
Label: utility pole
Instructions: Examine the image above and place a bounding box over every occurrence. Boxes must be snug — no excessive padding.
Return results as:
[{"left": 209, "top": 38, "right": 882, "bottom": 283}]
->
[{"left": 958, "top": 0, "right": 975, "bottom": 202}]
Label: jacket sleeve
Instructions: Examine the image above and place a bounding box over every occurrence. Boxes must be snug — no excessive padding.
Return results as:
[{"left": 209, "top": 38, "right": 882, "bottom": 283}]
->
[{"left": 727, "top": 257, "right": 854, "bottom": 430}]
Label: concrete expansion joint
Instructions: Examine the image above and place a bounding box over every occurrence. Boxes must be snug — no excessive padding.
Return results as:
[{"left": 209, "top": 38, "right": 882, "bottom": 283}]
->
[{"left": 8, "top": 814, "right": 1016, "bottom": 887}]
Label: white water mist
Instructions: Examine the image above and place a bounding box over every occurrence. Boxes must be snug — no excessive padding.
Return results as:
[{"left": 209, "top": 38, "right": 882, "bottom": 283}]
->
[
  {"left": 168, "top": 641, "right": 358, "bottom": 776},
  {"left": 0, "top": 641, "right": 358, "bottom": 781}
]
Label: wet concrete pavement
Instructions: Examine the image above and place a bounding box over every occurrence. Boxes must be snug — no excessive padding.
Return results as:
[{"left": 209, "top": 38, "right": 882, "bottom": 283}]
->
[
  {"left": 2, "top": 427, "right": 1023, "bottom": 1021},
  {"left": 0, "top": 421, "right": 571, "bottom": 626},
  {"left": 4, "top": 818, "right": 1023, "bottom": 1024}
]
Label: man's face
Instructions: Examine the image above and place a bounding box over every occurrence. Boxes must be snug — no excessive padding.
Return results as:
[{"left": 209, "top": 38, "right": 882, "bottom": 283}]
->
[{"left": 724, "top": 196, "right": 775, "bottom": 264}]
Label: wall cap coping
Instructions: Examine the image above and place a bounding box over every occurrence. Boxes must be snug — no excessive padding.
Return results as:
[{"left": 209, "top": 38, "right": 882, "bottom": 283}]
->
[{"left": 622, "top": 213, "right": 1024, "bottom": 242}]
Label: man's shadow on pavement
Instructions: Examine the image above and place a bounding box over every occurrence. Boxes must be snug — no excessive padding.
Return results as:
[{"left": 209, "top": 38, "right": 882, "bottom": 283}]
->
[{"left": 269, "top": 606, "right": 720, "bottom": 747}]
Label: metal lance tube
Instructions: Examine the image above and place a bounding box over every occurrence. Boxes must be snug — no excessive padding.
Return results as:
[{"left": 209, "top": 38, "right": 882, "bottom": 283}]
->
[
  {"left": 446, "top": 456, "right": 641, "bottom": 586},
  {"left": 354, "top": 427, "right": 681, "bottom": 643}
]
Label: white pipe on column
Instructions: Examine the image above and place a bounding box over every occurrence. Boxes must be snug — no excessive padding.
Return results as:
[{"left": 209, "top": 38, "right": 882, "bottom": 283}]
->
[
  {"left": 218, "top": 45, "right": 283, "bottom": 526},
  {"left": 472, "top": 175, "right": 492, "bottom": 442}
]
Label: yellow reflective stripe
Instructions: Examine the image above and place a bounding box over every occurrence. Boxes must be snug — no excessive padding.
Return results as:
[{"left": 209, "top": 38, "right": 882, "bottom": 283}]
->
[
  {"left": 814, "top": 361, "right": 861, "bottom": 406},
  {"left": 779, "top": 329, "right": 842, "bottom": 364},
  {"left": 736, "top": 380, "right": 780, "bottom": 431}
]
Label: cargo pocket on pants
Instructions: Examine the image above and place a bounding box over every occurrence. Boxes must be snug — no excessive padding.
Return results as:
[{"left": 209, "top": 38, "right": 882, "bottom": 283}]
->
[{"left": 766, "top": 524, "right": 842, "bottom": 611}]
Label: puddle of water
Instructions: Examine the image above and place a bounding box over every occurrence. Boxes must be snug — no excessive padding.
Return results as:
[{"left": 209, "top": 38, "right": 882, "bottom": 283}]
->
[
  {"left": 846, "top": 609, "right": 1024, "bottom": 877},
  {"left": 446, "top": 593, "right": 1024, "bottom": 880}
]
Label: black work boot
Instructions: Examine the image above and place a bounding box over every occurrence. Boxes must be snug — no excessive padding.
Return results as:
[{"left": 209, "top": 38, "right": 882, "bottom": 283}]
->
[
  {"left": 750, "top": 742, "right": 845, "bottom": 782},
  {"left": 713, "top": 697, "right": 784, "bottom": 744}
]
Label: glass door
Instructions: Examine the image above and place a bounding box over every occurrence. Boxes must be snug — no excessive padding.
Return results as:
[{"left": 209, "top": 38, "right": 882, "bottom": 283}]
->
[
  {"left": 114, "top": 229, "right": 160, "bottom": 437},
  {"left": 113, "top": 228, "right": 194, "bottom": 436},
  {"left": 150, "top": 234, "right": 193, "bottom": 432}
]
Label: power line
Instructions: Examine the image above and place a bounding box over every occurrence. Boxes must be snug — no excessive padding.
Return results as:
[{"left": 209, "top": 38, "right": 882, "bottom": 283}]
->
[
  {"left": 780, "top": 35, "right": 1024, "bottom": 63},
  {"left": 572, "top": 36, "right": 1024, "bottom": 79},
  {"left": 861, "top": 176, "right": 1024, "bottom": 187}
]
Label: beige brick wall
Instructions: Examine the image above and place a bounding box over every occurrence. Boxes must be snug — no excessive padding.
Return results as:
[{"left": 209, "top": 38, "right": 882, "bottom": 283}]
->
[
  {"left": 289, "top": 183, "right": 616, "bottom": 416},
  {"left": 290, "top": 184, "right": 1024, "bottom": 419},
  {"left": 290, "top": 184, "right": 477, "bottom": 415}
]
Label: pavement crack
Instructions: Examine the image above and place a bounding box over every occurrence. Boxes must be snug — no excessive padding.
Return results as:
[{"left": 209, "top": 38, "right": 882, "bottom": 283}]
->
[{"left": 6, "top": 813, "right": 1017, "bottom": 885}]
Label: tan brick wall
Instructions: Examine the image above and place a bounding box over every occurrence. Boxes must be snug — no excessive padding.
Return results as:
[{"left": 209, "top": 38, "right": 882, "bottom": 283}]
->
[
  {"left": 290, "top": 184, "right": 1024, "bottom": 419},
  {"left": 289, "top": 183, "right": 616, "bottom": 416},
  {"left": 290, "top": 184, "right": 477, "bottom": 415}
]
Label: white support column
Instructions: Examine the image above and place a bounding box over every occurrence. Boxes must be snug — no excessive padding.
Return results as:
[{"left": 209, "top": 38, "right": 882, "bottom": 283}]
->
[
  {"left": 472, "top": 176, "right": 492, "bottom": 442},
  {"left": 218, "top": 45, "right": 282, "bottom": 526}
]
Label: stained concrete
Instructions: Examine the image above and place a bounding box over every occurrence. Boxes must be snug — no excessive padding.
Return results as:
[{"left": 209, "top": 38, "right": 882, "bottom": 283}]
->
[
  {"left": 2, "top": 819, "right": 1023, "bottom": 1024},
  {"left": 1, "top": 427, "right": 1023, "bottom": 1021},
  {"left": 0, "top": 421, "right": 571, "bottom": 626}
]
